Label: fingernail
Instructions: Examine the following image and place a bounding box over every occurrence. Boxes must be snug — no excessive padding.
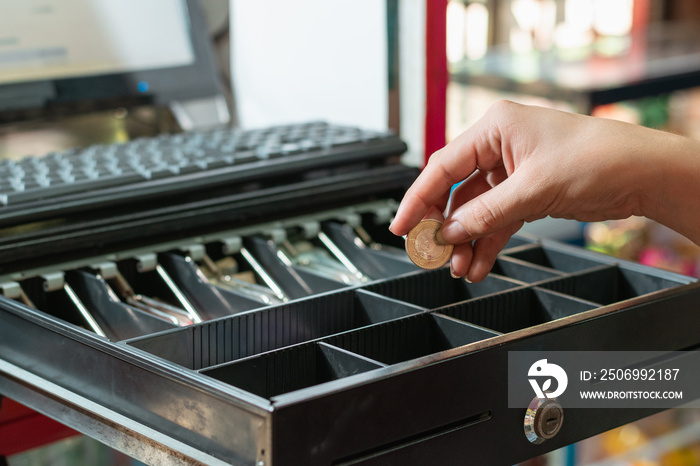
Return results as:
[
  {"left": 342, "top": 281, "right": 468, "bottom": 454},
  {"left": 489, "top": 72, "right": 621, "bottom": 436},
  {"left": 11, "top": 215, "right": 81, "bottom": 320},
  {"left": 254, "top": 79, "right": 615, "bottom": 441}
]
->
[
  {"left": 450, "top": 264, "right": 460, "bottom": 279},
  {"left": 438, "top": 221, "right": 466, "bottom": 244},
  {"left": 464, "top": 275, "right": 472, "bottom": 283},
  {"left": 435, "top": 228, "right": 449, "bottom": 246}
]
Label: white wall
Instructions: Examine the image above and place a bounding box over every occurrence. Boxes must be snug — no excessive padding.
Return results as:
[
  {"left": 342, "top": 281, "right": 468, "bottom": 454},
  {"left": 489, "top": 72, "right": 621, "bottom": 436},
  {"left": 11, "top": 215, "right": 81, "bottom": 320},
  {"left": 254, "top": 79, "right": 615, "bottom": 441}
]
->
[{"left": 229, "top": 0, "right": 388, "bottom": 131}]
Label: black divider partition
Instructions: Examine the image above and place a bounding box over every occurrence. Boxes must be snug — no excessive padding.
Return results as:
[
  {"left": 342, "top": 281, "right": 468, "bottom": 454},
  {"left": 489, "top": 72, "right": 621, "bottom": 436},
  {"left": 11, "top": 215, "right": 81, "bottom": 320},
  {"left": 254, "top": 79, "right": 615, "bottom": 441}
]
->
[
  {"left": 536, "top": 265, "right": 684, "bottom": 304},
  {"left": 324, "top": 313, "right": 500, "bottom": 366},
  {"left": 437, "top": 287, "right": 599, "bottom": 333},
  {"left": 364, "top": 268, "right": 522, "bottom": 309},
  {"left": 127, "top": 289, "right": 426, "bottom": 370},
  {"left": 502, "top": 235, "right": 537, "bottom": 249},
  {"left": 491, "top": 257, "right": 565, "bottom": 282},
  {"left": 116, "top": 259, "right": 181, "bottom": 305},
  {"left": 200, "top": 313, "right": 500, "bottom": 399},
  {"left": 201, "top": 342, "right": 386, "bottom": 400},
  {"left": 19, "top": 276, "right": 99, "bottom": 331},
  {"left": 503, "top": 245, "right": 608, "bottom": 272}
]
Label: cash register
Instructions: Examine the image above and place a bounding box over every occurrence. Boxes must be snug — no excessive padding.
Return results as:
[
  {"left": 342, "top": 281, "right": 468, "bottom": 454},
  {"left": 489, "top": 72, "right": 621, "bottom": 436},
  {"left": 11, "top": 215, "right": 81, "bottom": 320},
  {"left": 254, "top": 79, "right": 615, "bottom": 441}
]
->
[{"left": 0, "top": 1, "right": 699, "bottom": 465}]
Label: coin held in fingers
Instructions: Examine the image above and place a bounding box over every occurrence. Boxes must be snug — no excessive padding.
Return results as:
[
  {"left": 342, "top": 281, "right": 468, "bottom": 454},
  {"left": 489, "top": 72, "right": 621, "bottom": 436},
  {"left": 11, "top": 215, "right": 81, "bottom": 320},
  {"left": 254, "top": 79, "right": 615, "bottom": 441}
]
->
[{"left": 406, "top": 219, "right": 454, "bottom": 269}]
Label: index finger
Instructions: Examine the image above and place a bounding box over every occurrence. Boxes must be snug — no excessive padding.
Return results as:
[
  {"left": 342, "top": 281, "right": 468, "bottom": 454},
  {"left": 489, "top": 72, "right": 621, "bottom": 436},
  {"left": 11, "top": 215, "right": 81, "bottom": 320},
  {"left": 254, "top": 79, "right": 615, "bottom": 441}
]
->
[{"left": 389, "top": 114, "right": 504, "bottom": 236}]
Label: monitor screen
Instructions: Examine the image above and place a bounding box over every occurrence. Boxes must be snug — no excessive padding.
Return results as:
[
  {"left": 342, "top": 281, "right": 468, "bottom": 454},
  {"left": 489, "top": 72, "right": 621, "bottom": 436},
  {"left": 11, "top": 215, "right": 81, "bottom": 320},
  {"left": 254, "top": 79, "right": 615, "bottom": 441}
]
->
[{"left": 0, "top": 0, "right": 222, "bottom": 121}]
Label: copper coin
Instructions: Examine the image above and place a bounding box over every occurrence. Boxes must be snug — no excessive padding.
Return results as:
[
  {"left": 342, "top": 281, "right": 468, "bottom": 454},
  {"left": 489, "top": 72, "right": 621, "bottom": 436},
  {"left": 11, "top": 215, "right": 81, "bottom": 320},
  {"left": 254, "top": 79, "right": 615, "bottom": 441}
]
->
[{"left": 406, "top": 219, "right": 453, "bottom": 269}]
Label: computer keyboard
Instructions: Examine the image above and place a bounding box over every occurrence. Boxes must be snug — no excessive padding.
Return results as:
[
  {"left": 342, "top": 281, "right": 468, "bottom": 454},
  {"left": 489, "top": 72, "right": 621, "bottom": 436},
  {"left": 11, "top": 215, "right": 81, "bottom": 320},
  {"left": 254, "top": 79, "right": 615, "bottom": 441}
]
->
[{"left": 0, "top": 122, "right": 406, "bottom": 207}]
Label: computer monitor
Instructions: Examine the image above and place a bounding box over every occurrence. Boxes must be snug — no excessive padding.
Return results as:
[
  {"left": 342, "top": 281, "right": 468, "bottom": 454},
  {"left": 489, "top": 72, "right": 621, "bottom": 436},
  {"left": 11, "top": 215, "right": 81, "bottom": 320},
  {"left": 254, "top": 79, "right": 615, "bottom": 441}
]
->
[{"left": 0, "top": 0, "right": 228, "bottom": 128}]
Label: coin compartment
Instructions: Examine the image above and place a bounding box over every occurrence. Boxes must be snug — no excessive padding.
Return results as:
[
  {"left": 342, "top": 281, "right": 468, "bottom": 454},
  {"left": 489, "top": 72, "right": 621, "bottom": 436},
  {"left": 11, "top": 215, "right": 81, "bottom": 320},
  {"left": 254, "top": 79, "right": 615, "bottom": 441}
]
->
[
  {"left": 436, "top": 287, "right": 599, "bottom": 333},
  {"left": 126, "top": 289, "right": 426, "bottom": 370},
  {"left": 363, "top": 268, "right": 522, "bottom": 309},
  {"left": 502, "top": 244, "right": 607, "bottom": 272},
  {"left": 199, "top": 312, "right": 501, "bottom": 401},
  {"left": 324, "top": 312, "right": 500, "bottom": 366},
  {"left": 199, "top": 342, "right": 386, "bottom": 400},
  {"left": 490, "top": 257, "right": 565, "bottom": 282},
  {"left": 535, "top": 264, "right": 684, "bottom": 305}
]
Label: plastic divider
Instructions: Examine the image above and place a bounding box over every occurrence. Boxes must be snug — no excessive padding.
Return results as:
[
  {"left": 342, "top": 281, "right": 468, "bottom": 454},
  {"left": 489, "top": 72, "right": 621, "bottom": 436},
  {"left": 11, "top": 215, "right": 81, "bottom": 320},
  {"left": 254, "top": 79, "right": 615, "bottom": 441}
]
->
[
  {"left": 199, "top": 342, "right": 386, "bottom": 400},
  {"left": 364, "top": 268, "right": 521, "bottom": 309},
  {"left": 292, "top": 267, "right": 349, "bottom": 290},
  {"left": 436, "top": 287, "right": 599, "bottom": 334},
  {"left": 325, "top": 313, "right": 500, "bottom": 365},
  {"left": 491, "top": 257, "right": 564, "bottom": 282},
  {"left": 502, "top": 235, "right": 536, "bottom": 250},
  {"left": 114, "top": 258, "right": 199, "bottom": 314},
  {"left": 19, "top": 276, "right": 102, "bottom": 333},
  {"left": 536, "top": 265, "right": 685, "bottom": 305},
  {"left": 126, "top": 289, "right": 425, "bottom": 370},
  {"left": 502, "top": 245, "right": 605, "bottom": 273}
]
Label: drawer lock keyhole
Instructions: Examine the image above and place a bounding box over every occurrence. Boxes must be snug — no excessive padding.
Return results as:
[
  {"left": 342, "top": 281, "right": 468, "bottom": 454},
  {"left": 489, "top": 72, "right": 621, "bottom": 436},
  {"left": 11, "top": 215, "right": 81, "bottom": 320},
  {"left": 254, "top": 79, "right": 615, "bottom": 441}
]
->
[{"left": 524, "top": 396, "right": 564, "bottom": 444}]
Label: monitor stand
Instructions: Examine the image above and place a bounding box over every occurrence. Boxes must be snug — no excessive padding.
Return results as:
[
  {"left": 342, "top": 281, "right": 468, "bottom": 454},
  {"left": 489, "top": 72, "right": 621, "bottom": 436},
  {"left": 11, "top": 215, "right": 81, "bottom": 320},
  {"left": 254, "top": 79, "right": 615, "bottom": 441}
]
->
[{"left": 169, "top": 94, "right": 231, "bottom": 131}]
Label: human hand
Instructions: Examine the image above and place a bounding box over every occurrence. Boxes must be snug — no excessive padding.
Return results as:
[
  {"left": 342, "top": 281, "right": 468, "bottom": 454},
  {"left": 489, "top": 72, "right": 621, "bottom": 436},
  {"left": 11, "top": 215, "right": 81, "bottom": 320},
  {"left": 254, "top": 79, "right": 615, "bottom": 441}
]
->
[{"left": 389, "top": 100, "right": 695, "bottom": 281}]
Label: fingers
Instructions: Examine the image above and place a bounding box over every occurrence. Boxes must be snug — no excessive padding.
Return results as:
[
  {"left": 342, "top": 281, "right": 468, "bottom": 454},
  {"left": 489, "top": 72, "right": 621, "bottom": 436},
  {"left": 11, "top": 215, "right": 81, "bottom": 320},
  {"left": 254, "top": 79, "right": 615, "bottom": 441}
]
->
[
  {"left": 389, "top": 107, "right": 509, "bottom": 236},
  {"left": 424, "top": 205, "right": 445, "bottom": 222},
  {"left": 467, "top": 221, "right": 523, "bottom": 282},
  {"left": 439, "top": 166, "right": 540, "bottom": 244},
  {"left": 389, "top": 150, "right": 467, "bottom": 236},
  {"left": 449, "top": 221, "right": 523, "bottom": 282},
  {"left": 449, "top": 241, "right": 473, "bottom": 279},
  {"left": 446, "top": 173, "right": 523, "bottom": 280},
  {"left": 435, "top": 169, "right": 492, "bottom": 244},
  {"left": 390, "top": 179, "right": 451, "bottom": 237},
  {"left": 445, "top": 169, "right": 495, "bottom": 218}
]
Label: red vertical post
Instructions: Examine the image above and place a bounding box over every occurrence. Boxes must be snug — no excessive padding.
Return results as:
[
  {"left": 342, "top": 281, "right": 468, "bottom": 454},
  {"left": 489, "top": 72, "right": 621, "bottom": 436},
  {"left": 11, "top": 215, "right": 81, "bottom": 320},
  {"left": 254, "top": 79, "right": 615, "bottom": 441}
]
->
[
  {"left": 631, "top": 0, "right": 650, "bottom": 34},
  {"left": 0, "top": 398, "right": 77, "bottom": 456},
  {"left": 424, "top": 0, "right": 448, "bottom": 165}
]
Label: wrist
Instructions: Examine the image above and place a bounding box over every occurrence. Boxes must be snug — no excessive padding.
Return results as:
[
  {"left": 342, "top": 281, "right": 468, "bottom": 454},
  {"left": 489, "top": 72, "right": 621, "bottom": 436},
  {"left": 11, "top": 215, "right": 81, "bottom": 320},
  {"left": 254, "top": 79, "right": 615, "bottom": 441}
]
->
[{"left": 638, "top": 130, "right": 700, "bottom": 245}]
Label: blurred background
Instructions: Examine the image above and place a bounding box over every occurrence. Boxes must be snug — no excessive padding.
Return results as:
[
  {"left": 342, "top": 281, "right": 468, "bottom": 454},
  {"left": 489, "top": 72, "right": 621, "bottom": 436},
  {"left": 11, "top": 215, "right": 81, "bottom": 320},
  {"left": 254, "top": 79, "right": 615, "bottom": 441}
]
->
[{"left": 445, "top": 0, "right": 700, "bottom": 282}]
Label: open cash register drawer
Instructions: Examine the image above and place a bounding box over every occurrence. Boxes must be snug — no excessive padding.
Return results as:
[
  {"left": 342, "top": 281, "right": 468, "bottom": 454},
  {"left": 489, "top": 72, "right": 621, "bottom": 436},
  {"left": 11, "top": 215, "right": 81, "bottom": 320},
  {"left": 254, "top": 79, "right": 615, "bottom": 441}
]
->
[{"left": 0, "top": 139, "right": 698, "bottom": 466}]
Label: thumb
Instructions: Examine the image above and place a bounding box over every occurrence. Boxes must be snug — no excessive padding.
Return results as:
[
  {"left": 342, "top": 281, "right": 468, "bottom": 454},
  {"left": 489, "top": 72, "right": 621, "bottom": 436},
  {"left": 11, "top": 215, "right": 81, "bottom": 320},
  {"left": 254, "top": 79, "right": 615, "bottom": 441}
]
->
[{"left": 438, "top": 174, "right": 539, "bottom": 244}]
